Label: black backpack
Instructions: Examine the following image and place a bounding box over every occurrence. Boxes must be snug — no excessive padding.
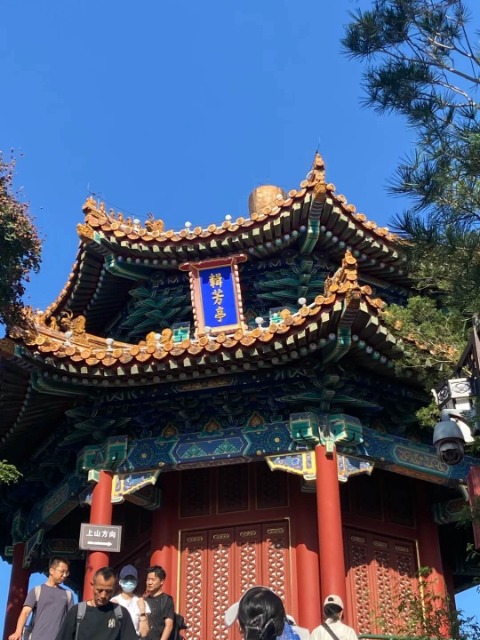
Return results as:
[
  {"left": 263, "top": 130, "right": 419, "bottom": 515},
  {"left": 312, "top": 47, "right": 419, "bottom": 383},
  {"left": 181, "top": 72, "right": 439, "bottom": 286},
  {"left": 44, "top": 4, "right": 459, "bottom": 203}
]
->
[
  {"left": 170, "top": 613, "right": 188, "bottom": 640},
  {"left": 146, "top": 594, "right": 187, "bottom": 640}
]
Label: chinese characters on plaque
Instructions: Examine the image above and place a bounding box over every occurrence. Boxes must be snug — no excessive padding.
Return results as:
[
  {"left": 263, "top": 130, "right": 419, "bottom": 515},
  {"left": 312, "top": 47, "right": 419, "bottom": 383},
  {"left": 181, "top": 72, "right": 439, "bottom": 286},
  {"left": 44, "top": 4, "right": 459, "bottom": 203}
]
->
[{"left": 79, "top": 523, "right": 122, "bottom": 552}]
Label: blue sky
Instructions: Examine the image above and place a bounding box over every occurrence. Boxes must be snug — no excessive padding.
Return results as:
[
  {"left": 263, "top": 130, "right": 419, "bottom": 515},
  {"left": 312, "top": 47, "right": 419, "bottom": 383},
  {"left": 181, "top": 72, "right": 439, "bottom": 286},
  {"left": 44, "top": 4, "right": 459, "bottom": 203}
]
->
[
  {"left": 0, "top": 0, "right": 478, "bottom": 629},
  {"left": 1, "top": 0, "right": 416, "bottom": 314}
]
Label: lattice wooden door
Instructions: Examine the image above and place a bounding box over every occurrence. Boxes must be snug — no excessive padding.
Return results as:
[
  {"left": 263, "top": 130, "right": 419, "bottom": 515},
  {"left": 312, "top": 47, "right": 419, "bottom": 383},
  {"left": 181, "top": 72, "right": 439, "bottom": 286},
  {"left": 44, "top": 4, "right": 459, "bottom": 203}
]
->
[
  {"left": 344, "top": 528, "right": 418, "bottom": 635},
  {"left": 180, "top": 521, "right": 291, "bottom": 640}
]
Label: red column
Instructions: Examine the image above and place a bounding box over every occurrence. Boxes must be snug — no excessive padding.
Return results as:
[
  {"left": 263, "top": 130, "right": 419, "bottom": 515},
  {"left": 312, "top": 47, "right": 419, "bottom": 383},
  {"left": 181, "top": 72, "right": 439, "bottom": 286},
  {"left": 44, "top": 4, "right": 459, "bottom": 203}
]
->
[
  {"left": 468, "top": 467, "right": 480, "bottom": 548},
  {"left": 4, "top": 543, "right": 30, "bottom": 640},
  {"left": 150, "top": 506, "right": 173, "bottom": 592},
  {"left": 315, "top": 445, "right": 347, "bottom": 612},
  {"left": 83, "top": 471, "right": 113, "bottom": 599},
  {"left": 150, "top": 478, "right": 178, "bottom": 595},
  {"left": 415, "top": 482, "right": 449, "bottom": 637},
  {"left": 416, "top": 482, "right": 447, "bottom": 598},
  {"left": 295, "top": 490, "right": 321, "bottom": 630}
]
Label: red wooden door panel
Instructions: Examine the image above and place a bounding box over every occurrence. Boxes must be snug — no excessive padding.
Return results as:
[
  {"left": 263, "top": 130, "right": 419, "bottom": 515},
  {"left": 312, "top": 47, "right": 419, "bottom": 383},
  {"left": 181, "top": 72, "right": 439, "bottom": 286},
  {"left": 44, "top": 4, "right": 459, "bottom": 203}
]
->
[
  {"left": 180, "top": 530, "right": 208, "bottom": 640},
  {"left": 208, "top": 528, "right": 235, "bottom": 640},
  {"left": 344, "top": 528, "right": 418, "bottom": 635},
  {"left": 262, "top": 522, "right": 291, "bottom": 607},
  {"left": 180, "top": 521, "right": 291, "bottom": 640}
]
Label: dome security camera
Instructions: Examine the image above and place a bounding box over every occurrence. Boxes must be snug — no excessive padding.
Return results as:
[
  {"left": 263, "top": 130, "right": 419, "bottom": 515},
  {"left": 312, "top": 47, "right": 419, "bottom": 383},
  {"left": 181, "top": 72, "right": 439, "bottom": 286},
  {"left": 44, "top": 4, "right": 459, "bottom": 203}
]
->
[{"left": 433, "top": 411, "right": 466, "bottom": 466}]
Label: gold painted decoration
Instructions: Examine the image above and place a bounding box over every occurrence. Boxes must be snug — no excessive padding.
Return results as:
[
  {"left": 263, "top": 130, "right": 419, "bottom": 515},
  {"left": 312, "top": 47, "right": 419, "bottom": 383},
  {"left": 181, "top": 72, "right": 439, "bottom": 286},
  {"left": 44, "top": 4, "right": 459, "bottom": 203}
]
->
[
  {"left": 59, "top": 311, "right": 87, "bottom": 338},
  {"left": 266, "top": 451, "right": 373, "bottom": 483},
  {"left": 145, "top": 213, "right": 165, "bottom": 233},
  {"left": 111, "top": 470, "right": 161, "bottom": 504}
]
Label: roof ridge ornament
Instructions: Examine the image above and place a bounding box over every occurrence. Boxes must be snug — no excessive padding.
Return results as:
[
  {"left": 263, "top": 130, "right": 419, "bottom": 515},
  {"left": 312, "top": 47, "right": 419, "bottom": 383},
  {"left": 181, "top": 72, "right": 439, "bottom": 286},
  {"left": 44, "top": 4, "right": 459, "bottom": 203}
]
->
[
  {"left": 324, "top": 250, "right": 358, "bottom": 295},
  {"left": 145, "top": 213, "right": 165, "bottom": 234}
]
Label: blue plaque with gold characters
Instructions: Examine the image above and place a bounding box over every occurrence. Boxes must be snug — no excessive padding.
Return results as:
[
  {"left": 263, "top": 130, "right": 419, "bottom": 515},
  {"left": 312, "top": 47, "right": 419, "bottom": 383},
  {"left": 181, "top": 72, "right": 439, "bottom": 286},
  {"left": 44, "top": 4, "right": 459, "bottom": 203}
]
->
[{"left": 180, "top": 255, "right": 247, "bottom": 335}]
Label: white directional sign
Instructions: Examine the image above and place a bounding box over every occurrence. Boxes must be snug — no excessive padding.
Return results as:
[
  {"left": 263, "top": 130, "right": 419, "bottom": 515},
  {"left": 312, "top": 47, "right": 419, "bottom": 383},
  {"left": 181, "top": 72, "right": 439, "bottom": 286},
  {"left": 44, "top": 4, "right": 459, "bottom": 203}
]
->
[{"left": 79, "top": 524, "right": 122, "bottom": 552}]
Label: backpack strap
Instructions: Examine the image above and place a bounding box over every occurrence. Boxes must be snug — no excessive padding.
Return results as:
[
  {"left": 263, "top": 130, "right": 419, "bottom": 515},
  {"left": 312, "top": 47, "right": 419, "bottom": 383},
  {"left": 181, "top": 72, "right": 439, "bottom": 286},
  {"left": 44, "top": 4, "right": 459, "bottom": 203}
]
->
[
  {"left": 76, "top": 602, "right": 87, "bottom": 622},
  {"left": 113, "top": 604, "right": 123, "bottom": 621},
  {"left": 28, "top": 585, "right": 42, "bottom": 627},
  {"left": 74, "top": 602, "right": 87, "bottom": 640},
  {"left": 321, "top": 623, "right": 341, "bottom": 640}
]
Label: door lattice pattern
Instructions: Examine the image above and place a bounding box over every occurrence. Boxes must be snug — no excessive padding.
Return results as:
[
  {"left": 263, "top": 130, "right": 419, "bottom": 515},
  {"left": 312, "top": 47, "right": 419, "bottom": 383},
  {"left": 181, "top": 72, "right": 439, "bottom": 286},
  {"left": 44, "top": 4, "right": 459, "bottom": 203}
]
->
[
  {"left": 181, "top": 533, "right": 207, "bottom": 640},
  {"left": 238, "top": 528, "right": 261, "bottom": 593},
  {"left": 210, "top": 530, "right": 234, "bottom": 640},
  {"left": 265, "top": 525, "right": 289, "bottom": 601},
  {"left": 348, "top": 537, "right": 370, "bottom": 631}
]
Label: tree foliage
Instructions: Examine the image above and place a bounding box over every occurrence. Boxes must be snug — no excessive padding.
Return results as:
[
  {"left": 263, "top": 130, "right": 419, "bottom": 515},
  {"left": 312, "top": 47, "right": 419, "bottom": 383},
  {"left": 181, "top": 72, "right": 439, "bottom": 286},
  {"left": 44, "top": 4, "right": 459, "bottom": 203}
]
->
[
  {"left": 343, "top": 0, "right": 480, "bottom": 315},
  {"left": 375, "top": 565, "right": 480, "bottom": 639},
  {"left": 0, "top": 154, "right": 42, "bottom": 328},
  {"left": 382, "top": 296, "right": 468, "bottom": 386},
  {"left": 0, "top": 461, "right": 21, "bottom": 485}
]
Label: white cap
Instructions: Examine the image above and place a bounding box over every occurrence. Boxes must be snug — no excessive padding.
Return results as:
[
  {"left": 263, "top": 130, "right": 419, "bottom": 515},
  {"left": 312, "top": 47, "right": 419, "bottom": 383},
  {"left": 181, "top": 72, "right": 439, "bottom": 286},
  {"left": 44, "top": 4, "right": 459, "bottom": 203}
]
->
[
  {"left": 224, "top": 602, "right": 241, "bottom": 628},
  {"left": 323, "top": 594, "right": 344, "bottom": 611}
]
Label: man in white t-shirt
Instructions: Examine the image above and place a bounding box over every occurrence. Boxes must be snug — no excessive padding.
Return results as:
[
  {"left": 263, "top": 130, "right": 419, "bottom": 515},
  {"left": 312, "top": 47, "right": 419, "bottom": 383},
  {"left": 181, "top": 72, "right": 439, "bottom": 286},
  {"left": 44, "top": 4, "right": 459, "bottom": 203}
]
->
[
  {"left": 111, "top": 565, "right": 150, "bottom": 637},
  {"left": 309, "top": 595, "right": 358, "bottom": 640}
]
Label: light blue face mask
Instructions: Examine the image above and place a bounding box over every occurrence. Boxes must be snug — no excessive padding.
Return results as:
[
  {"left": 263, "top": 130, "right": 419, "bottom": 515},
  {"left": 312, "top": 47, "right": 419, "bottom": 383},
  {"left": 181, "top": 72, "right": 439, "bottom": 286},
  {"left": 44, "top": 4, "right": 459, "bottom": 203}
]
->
[{"left": 120, "top": 580, "right": 137, "bottom": 593}]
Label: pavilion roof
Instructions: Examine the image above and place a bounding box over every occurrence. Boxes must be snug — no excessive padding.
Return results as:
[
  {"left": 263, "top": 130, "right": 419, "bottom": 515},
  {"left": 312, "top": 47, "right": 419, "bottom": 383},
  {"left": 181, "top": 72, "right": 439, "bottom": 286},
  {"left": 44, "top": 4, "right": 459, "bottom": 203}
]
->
[
  {"left": 3, "top": 252, "right": 400, "bottom": 393},
  {"left": 41, "top": 154, "right": 408, "bottom": 325}
]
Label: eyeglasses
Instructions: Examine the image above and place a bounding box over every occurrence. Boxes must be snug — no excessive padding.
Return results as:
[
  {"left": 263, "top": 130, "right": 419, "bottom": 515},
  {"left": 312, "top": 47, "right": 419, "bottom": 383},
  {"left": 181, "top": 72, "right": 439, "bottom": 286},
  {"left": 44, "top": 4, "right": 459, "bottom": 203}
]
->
[{"left": 55, "top": 569, "right": 70, "bottom": 576}]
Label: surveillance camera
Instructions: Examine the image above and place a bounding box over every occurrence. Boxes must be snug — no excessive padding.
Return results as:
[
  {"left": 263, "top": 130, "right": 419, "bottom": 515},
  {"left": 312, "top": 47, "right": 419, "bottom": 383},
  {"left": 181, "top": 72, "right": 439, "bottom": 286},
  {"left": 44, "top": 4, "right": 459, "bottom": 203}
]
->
[
  {"left": 436, "top": 440, "right": 465, "bottom": 466},
  {"left": 433, "top": 418, "right": 466, "bottom": 466}
]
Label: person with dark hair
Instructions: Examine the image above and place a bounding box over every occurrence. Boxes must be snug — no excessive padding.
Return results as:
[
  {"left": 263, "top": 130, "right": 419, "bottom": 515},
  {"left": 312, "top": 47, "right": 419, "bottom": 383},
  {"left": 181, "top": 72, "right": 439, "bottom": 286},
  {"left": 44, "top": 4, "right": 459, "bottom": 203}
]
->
[
  {"left": 309, "top": 595, "right": 358, "bottom": 640},
  {"left": 144, "top": 566, "right": 174, "bottom": 640},
  {"left": 9, "top": 557, "right": 72, "bottom": 640},
  {"left": 55, "top": 567, "right": 137, "bottom": 640},
  {"left": 225, "top": 586, "right": 300, "bottom": 640}
]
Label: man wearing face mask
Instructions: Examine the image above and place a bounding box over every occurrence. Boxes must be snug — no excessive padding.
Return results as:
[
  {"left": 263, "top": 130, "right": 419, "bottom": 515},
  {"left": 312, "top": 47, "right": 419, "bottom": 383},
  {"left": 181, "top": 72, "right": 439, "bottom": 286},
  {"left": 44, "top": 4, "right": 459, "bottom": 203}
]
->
[{"left": 111, "top": 565, "right": 150, "bottom": 637}]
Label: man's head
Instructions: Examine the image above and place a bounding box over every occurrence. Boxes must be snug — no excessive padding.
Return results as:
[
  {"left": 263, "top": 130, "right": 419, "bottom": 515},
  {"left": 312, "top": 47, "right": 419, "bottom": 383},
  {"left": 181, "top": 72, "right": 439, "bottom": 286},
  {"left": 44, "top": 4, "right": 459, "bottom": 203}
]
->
[
  {"left": 323, "top": 594, "right": 344, "bottom": 622},
  {"left": 146, "top": 565, "right": 166, "bottom": 595},
  {"left": 92, "top": 567, "right": 117, "bottom": 607},
  {"left": 48, "top": 557, "right": 70, "bottom": 585}
]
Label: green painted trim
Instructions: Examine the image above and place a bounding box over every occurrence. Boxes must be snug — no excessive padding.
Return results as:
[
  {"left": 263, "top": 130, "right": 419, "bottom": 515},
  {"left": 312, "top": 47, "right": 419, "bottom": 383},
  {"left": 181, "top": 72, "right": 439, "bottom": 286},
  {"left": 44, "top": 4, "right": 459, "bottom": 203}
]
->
[
  {"left": 104, "top": 255, "right": 153, "bottom": 281},
  {"left": 299, "top": 216, "right": 320, "bottom": 255}
]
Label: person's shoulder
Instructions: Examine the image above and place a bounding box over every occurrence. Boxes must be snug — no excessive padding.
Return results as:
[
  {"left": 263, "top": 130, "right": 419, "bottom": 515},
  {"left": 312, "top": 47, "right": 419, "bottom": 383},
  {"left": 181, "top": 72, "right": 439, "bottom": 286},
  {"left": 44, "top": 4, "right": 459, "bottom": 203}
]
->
[
  {"left": 345, "top": 626, "right": 358, "bottom": 640},
  {"left": 335, "top": 622, "right": 357, "bottom": 639},
  {"left": 308, "top": 626, "right": 324, "bottom": 640},
  {"left": 292, "top": 625, "right": 310, "bottom": 640},
  {"left": 24, "top": 585, "right": 42, "bottom": 605}
]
